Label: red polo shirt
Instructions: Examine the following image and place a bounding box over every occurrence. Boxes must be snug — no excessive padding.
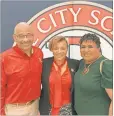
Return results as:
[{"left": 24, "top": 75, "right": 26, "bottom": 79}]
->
[{"left": 1, "top": 45, "right": 43, "bottom": 115}]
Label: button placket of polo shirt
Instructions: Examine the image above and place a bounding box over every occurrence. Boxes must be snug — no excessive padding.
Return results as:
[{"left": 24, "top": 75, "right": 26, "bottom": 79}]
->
[
  {"left": 28, "top": 88, "right": 32, "bottom": 95},
  {"left": 28, "top": 57, "right": 32, "bottom": 71},
  {"left": 28, "top": 48, "right": 34, "bottom": 71}
]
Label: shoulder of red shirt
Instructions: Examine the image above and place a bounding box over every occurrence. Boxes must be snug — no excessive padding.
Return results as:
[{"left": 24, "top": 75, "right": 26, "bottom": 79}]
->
[
  {"left": 32, "top": 46, "right": 43, "bottom": 58},
  {"left": 1, "top": 46, "right": 43, "bottom": 61},
  {"left": 1, "top": 47, "right": 14, "bottom": 60}
]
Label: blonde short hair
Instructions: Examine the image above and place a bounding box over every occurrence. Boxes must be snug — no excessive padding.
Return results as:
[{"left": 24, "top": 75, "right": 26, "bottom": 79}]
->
[{"left": 49, "top": 36, "right": 68, "bottom": 51}]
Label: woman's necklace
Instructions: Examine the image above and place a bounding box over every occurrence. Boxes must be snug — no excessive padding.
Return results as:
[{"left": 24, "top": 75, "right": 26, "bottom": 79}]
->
[{"left": 82, "top": 55, "right": 102, "bottom": 75}]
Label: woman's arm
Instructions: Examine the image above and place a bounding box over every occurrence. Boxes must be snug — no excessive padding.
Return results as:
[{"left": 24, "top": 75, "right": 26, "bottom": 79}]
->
[{"left": 105, "top": 88, "right": 113, "bottom": 116}]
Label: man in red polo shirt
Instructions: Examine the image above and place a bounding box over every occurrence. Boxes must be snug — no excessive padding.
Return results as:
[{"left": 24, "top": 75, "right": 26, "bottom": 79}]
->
[{"left": 1, "top": 22, "right": 43, "bottom": 116}]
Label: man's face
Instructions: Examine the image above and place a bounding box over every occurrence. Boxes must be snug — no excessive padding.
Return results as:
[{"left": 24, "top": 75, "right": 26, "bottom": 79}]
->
[
  {"left": 80, "top": 40, "right": 100, "bottom": 63},
  {"left": 52, "top": 41, "right": 67, "bottom": 61},
  {"left": 13, "top": 24, "right": 34, "bottom": 52}
]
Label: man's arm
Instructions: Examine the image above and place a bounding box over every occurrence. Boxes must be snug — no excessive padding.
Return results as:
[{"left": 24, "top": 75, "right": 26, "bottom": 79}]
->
[{"left": 0, "top": 60, "right": 7, "bottom": 116}]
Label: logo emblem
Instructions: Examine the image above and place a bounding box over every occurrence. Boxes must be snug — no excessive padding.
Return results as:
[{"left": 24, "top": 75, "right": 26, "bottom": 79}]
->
[{"left": 27, "top": 1, "right": 113, "bottom": 60}]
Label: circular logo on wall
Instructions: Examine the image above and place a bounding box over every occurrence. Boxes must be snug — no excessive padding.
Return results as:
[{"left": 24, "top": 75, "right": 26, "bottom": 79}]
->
[{"left": 27, "top": 1, "right": 113, "bottom": 60}]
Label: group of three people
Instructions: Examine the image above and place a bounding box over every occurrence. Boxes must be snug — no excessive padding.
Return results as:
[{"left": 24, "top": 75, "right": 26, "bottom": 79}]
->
[{"left": 1, "top": 22, "right": 113, "bottom": 116}]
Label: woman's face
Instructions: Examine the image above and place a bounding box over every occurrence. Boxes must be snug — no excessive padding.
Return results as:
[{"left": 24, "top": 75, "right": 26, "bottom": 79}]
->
[
  {"left": 52, "top": 40, "right": 67, "bottom": 61},
  {"left": 80, "top": 40, "right": 101, "bottom": 63}
]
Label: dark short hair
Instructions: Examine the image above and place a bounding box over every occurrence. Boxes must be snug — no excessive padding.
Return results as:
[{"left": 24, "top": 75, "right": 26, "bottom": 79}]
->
[{"left": 80, "top": 33, "right": 101, "bottom": 48}]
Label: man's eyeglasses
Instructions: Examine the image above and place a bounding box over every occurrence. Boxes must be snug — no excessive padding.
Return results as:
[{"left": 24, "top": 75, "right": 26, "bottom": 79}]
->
[{"left": 16, "top": 34, "right": 34, "bottom": 39}]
